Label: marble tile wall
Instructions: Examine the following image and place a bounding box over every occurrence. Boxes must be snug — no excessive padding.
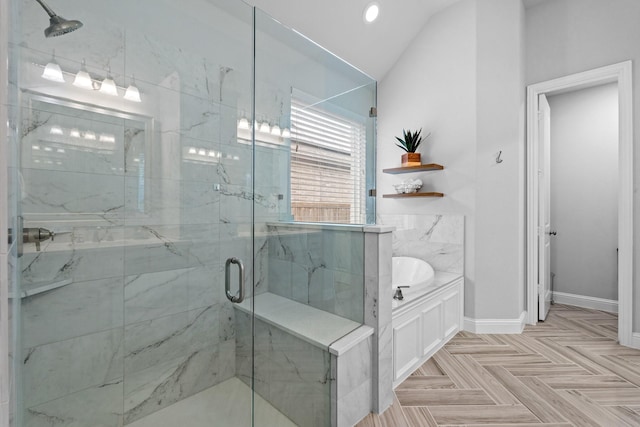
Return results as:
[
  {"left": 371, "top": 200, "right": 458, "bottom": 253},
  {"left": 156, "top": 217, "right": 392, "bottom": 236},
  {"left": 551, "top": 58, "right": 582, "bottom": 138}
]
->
[
  {"left": 331, "top": 333, "right": 373, "bottom": 427},
  {"left": 235, "top": 310, "right": 331, "bottom": 427},
  {"left": 376, "top": 214, "right": 464, "bottom": 274},
  {"left": 363, "top": 226, "right": 394, "bottom": 413},
  {"left": 10, "top": 0, "right": 268, "bottom": 423},
  {"left": 266, "top": 224, "right": 365, "bottom": 323}
]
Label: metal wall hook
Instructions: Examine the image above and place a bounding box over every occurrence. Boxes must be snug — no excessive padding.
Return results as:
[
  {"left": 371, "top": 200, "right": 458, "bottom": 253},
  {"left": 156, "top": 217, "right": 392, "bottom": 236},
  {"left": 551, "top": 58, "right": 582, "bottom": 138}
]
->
[{"left": 496, "top": 151, "right": 503, "bottom": 164}]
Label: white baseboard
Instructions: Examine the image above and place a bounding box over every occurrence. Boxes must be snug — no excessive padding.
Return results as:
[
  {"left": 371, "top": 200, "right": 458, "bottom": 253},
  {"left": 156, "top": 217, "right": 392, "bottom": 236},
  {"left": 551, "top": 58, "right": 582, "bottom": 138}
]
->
[
  {"left": 552, "top": 291, "right": 618, "bottom": 314},
  {"left": 464, "top": 311, "right": 526, "bottom": 334}
]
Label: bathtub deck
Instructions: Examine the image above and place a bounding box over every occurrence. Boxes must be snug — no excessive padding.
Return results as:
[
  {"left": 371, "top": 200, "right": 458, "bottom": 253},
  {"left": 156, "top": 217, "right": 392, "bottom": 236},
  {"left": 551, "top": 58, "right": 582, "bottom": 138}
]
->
[{"left": 392, "top": 271, "right": 462, "bottom": 312}]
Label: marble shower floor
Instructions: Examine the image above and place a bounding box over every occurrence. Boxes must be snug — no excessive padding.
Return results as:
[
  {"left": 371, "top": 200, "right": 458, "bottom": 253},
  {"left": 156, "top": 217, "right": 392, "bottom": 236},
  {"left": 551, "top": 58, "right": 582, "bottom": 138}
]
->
[{"left": 127, "top": 377, "right": 296, "bottom": 427}]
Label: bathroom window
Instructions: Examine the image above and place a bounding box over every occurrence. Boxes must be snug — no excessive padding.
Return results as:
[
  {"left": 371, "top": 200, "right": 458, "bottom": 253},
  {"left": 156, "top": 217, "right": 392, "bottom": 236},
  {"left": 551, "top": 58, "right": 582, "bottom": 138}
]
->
[{"left": 290, "top": 97, "right": 367, "bottom": 224}]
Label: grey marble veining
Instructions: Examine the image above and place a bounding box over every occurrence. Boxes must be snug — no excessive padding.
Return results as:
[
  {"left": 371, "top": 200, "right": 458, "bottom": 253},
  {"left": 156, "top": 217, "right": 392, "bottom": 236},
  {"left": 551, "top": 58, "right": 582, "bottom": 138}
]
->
[
  {"left": 363, "top": 230, "right": 394, "bottom": 413},
  {"left": 266, "top": 224, "right": 365, "bottom": 323},
  {"left": 24, "top": 379, "right": 124, "bottom": 427},
  {"left": 23, "top": 328, "right": 124, "bottom": 408},
  {"left": 21, "top": 276, "right": 124, "bottom": 348},
  {"left": 377, "top": 214, "right": 464, "bottom": 274},
  {"left": 332, "top": 335, "right": 373, "bottom": 427},
  {"left": 123, "top": 340, "right": 235, "bottom": 424},
  {"left": 124, "top": 269, "right": 191, "bottom": 325},
  {"left": 235, "top": 310, "right": 331, "bottom": 427},
  {"left": 124, "top": 305, "right": 220, "bottom": 375}
]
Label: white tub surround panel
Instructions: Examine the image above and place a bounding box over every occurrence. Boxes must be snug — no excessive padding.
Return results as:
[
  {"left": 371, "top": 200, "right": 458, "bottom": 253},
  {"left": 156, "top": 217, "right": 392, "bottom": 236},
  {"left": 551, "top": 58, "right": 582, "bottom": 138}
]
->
[{"left": 391, "top": 275, "right": 463, "bottom": 387}]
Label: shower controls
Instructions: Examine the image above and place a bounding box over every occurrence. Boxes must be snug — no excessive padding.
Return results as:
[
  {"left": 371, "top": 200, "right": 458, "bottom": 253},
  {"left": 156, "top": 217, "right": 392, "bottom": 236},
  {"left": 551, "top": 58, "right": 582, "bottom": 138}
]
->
[
  {"left": 8, "top": 227, "right": 55, "bottom": 251},
  {"left": 393, "top": 286, "right": 409, "bottom": 301},
  {"left": 225, "top": 257, "right": 245, "bottom": 303}
]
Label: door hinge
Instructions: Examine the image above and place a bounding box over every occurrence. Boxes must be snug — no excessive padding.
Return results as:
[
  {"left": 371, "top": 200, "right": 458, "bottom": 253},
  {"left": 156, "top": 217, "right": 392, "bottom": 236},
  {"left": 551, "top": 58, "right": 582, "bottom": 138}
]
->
[
  {"left": 368, "top": 189, "right": 377, "bottom": 197},
  {"left": 369, "top": 107, "right": 377, "bottom": 118}
]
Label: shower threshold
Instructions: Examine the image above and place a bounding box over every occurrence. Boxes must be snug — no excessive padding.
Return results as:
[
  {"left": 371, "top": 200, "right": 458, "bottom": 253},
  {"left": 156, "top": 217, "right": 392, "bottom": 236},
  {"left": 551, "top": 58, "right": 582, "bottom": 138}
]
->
[{"left": 127, "top": 377, "right": 296, "bottom": 427}]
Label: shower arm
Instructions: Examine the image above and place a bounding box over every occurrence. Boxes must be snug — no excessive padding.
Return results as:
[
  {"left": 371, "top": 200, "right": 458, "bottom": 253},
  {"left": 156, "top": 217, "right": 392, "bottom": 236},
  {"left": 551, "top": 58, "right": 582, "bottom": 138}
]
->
[{"left": 35, "top": 0, "right": 57, "bottom": 18}]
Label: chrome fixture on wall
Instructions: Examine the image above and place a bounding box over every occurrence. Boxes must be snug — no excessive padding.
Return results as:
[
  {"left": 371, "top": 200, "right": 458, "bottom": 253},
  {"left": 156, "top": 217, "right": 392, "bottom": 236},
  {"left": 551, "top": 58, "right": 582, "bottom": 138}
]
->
[
  {"left": 8, "top": 227, "right": 55, "bottom": 251},
  {"left": 35, "top": 0, "right": 83, "bottom": 38}
]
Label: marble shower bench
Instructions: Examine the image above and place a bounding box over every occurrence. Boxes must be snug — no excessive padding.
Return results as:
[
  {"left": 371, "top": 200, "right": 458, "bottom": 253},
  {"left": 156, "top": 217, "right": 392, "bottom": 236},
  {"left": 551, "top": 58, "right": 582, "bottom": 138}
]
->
[{"left": 234, "top": 292, "right": 374, "bottom": 427}]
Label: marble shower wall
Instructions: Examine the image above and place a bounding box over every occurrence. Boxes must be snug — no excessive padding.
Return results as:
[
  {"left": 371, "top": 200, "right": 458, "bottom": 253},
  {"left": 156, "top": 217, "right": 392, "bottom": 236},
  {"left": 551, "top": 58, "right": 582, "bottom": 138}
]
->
[
  {"left": 235, "top": 310, "right": 331, "bottom": 427},
  {"left": 12, "top": 0, "right": 281, "bottom": 424},
  {"left": 266, "top": 224, "right": 365, "bottom": 323},
  {"left": 376, "top": 214, "right": 464, "bottom": 274}
]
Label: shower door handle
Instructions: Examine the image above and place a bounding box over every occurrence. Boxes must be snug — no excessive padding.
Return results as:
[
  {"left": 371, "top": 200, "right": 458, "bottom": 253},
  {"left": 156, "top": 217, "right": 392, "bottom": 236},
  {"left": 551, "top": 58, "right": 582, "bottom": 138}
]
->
[{"left": 225, "top": 257, "right": 245, "bottom": 303}]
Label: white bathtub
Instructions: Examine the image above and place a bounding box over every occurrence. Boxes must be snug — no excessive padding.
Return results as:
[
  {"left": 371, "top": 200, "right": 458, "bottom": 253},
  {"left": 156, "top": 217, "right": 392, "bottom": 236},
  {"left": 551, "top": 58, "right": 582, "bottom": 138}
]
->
[{"left": 392, "top": 256, "right": 435, "bottom": 300}]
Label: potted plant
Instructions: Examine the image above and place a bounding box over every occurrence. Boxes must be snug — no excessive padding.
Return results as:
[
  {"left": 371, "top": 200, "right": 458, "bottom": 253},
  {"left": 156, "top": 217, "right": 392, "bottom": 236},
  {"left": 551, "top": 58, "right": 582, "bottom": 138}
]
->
[{"left": 395, "top": 128, "right": 428, "bottom": 167}]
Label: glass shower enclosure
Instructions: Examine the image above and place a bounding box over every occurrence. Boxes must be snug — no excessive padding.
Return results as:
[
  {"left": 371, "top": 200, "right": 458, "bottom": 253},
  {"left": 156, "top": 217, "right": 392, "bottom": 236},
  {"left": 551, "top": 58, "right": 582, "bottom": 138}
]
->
[{"left": 3, "top": 0, "right": 376, "bottom": 426}]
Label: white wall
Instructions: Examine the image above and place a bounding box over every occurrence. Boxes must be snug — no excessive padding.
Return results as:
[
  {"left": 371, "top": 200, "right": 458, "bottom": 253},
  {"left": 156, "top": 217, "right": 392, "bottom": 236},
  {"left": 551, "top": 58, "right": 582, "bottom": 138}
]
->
[
  {"left": 548, "top": 83, "right": 618, "bottom": 301},
  {"left": 378, "top": 0, "right": 526, "bottom": 322},
  {"left": 377, "top": 0, "right": 478, "bottom": 316},
  {"left": 525, "top": 0, "right": 640, "bottom": 329}
]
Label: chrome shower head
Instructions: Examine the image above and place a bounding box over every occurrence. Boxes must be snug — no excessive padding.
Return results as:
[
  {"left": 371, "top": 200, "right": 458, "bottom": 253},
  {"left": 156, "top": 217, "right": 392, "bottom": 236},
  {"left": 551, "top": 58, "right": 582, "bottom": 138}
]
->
[{"left": 35, "top": 0, "right": 83, "bottom": 38}]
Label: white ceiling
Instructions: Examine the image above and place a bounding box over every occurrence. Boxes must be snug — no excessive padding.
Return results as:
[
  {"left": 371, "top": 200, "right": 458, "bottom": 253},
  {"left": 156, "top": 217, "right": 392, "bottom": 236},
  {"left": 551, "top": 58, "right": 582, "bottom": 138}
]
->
[{"left": 245, "top": 0, "right": 460, "bottom": 81}]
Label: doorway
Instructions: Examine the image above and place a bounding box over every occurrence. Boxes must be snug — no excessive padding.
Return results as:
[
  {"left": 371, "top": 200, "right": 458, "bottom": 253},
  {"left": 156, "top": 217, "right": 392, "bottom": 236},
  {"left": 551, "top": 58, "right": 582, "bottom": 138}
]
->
[{"left": 526, "top": 61, "right": 634, "bottom": 347}]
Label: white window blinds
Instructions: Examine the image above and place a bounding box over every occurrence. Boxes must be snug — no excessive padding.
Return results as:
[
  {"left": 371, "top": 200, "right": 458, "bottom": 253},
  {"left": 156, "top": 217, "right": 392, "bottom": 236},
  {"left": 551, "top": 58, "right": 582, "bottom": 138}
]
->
[{"left": 290, "top": 98, "right": 367, "bottom": 224}]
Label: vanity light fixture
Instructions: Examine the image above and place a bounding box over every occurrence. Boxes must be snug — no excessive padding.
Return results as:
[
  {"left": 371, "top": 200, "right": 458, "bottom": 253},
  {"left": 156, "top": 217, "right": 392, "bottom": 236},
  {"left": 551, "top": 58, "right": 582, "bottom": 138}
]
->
[
  {"left": 270, "top": 123, "right": 281, "bottom": 136},
  {"left": 237, "top": 117, "right": 250, "bottom": 130},
  {"left": 124, "top": 75, "right": 142, "bottom": 102},
  {"left": 363, "top": 2, "right": 380, "bottom": 23},
  {"left": 259, "top": 121, "right": 271, "bottom": 134},
  {"left": 99, "top": 133, "right": 115, "bottom": 143},
  {"left": 73, "top": 59, "right": 93, "bottom": 89},
  {"left": 281, "top": 127, "right": 291, "bottom": 138},
  {"left": 42, "top": 50, "right": 65, "bottom": 82},
  {"left": 99, "top": 67, "right": 118, "bottom": 96}
]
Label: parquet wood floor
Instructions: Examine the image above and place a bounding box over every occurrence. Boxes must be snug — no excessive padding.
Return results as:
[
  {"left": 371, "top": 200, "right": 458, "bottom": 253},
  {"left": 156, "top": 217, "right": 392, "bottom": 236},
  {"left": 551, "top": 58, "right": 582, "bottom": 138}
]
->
[{"left": 356, "top": 304, "right": 640, "bottom": 426}]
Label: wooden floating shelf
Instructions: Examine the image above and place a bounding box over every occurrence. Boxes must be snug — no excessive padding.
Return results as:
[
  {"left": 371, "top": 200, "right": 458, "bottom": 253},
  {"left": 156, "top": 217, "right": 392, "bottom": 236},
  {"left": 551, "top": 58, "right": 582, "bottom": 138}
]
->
[
  {"left": 382, "top": 163, "right": 444, "bottom": 174},
  {"left": 382, "top": 192, "right": 444, "bottom": 198}
]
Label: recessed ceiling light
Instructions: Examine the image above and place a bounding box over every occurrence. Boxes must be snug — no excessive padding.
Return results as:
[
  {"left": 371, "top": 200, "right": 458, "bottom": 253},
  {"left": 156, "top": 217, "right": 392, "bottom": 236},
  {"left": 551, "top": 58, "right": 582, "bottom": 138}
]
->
[{"left": 364, "top": 2, "right": 380, "bottom": 23}]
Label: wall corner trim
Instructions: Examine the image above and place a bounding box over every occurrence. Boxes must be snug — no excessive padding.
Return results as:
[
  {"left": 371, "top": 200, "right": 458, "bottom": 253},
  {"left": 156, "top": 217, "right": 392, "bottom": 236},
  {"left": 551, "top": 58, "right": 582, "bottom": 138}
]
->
[
  {"left": 463, "top": 311, "right": 526, "bottom": 334},
  {"left": 630, "top": 333, "right": 640, "bottom": 350}
]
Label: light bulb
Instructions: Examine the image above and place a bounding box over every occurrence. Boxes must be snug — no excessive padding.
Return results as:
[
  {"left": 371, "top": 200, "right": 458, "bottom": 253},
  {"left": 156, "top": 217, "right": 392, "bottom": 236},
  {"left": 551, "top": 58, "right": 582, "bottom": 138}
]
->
[
  {"left": 281, "top": 127, "right": 291, "bottom": 138},
  {"left": 100, "top": 77, "right": 118, "bottom": 96},
  {"left": 99, "top": 134, "right": 115, "bottom": 143},
  {"left": 238, "top": 117, "right": 250, "bottom": 130},
  {"left": 259, "top": 121, "right": 270, "bottom": 134},
  {"left": 124, "top": 85, "right": 141, "bottom": 102},
  {"left": 100, "top": 68, "right": 118, "bottom": 96},
  {"left": 42, "top": 60, "right": 64, "bottom": 82},
  {"left": 271, "top": 124, "right": 281, "bottom": 136},
  {"left": 124, "top": 76, "right": 142, "bottom": 102},
  {"left": 364, "top": 3, "right": 380, "bottom": 23},
  {"left": 73, "top": 60, "right": 93, "bottom": 89}
]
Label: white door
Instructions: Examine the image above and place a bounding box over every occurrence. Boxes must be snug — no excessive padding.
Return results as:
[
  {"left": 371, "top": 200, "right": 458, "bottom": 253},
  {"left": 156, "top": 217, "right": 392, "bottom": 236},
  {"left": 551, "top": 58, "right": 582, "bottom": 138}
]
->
[{"left": 538, "top": 94, "right": 552, "bottom": 321}]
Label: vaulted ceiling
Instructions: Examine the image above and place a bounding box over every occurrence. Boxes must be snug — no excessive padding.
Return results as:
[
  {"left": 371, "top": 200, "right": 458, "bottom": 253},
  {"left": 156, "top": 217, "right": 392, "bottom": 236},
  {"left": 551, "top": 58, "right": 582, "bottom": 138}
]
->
[{"left": 245, "top": 0, "right": 460, "bottom": 81}]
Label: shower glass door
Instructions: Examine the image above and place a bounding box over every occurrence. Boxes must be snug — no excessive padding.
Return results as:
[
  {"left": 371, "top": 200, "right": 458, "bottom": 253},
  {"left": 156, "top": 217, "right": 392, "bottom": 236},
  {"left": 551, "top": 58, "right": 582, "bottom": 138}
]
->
[{"left": 10, "top": 0, "right": 259, "bottom": 425}]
